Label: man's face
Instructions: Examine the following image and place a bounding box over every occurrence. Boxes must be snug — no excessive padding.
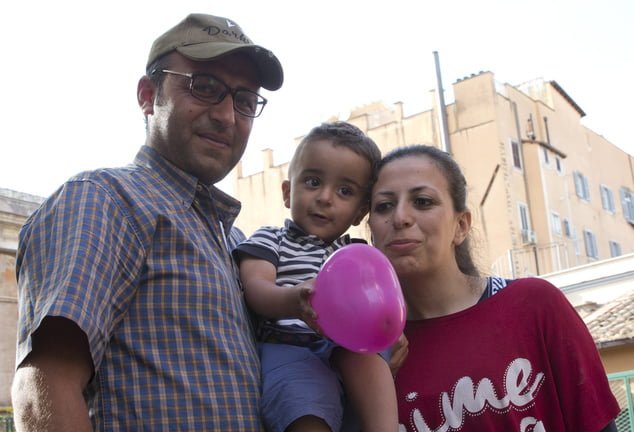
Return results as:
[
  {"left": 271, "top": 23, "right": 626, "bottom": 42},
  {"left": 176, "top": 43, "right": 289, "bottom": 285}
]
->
[{"left": 140, "top": 52, "right": 260, "bottom": 185}]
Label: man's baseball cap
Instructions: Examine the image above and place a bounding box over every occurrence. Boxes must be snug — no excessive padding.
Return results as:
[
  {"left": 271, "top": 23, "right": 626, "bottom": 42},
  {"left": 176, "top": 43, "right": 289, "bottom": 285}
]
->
[{"left": 147, "top": 13, "right": 283, "bottom": 91}]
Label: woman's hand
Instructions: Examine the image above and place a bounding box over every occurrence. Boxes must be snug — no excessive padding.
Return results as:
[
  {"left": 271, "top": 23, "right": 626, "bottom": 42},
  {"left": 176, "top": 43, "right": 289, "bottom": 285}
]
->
[{"left": 389, "top": 333, "right": 409, "bottom": 377}]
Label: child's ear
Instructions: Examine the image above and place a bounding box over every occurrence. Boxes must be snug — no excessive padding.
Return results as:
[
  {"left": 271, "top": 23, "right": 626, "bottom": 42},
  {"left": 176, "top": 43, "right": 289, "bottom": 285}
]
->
[
  {"left": 281, "top": 180, "right": 291, "bottom": 209},
  {"left": 351, "top": 202, "right": 369, "bottom": 226}
]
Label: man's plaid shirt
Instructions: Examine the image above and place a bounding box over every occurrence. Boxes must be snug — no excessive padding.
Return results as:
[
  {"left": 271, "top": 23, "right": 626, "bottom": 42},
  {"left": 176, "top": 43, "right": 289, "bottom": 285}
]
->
[{"left": 16, "top": 145, "right": 263, "bottom": 430}]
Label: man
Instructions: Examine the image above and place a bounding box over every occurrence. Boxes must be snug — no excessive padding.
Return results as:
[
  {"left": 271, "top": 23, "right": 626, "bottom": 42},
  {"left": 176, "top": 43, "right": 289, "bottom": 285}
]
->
[{"left": 11, "top": 13, "right": 283, "bottom": 431}]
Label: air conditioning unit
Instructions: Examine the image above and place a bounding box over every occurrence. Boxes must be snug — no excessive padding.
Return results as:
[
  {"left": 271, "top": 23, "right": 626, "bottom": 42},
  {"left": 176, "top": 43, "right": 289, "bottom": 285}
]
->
[{"left": 521, "top": 229, "right": 537, "bottom": 244}]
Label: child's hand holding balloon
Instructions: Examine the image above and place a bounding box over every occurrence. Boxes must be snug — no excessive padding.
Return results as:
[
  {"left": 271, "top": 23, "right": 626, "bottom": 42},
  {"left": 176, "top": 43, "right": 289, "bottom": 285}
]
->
[{"left": 311, "top": 244, "right": 406, "bottom": 353}]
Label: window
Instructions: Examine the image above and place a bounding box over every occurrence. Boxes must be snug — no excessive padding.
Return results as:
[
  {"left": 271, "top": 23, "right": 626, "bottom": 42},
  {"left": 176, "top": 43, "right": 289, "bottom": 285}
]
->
[
  {"left": 511, "top": 140, "right": 522, "bottom": 169},
  {"left": 600, "top": 185, "right": 615, "bottom": 213},
  {"left": 555, "top": 157, "right": 563, "bottom": 174},
  {"left": 542, "top": 147, "right": 549, "bottom": 164},
  {"left": 573, "top": 171, "right": 590, "bottom": 201},
  {"left": 550, "top": 212, "right": 561, "bottom": 235},
  {"left": 621, "top": 187, "right": 634, "bottom": 224},
  {"left": 562, "top": 218, "right": 573, "bottom": 238},
  {"left": 609, "top": 241, "right": 622, "bottom": 258},
  {"left": 518, "top": 203, "right": 537, "bottom": 243},
  {"left": 519, "top": 203, "right": 530, "bottom": 231},
  {"left": 583, "top": 230, "right": 598, "bottom": 259},
  {"left": 543, "top": 116, "right": 551, "bottom": 145},
  {"left": 563, "top": 218, "right": 579, "bottom": 255}
]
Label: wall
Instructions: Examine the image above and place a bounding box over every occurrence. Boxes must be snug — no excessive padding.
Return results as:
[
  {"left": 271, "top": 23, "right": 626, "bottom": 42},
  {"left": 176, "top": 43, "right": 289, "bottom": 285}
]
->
[
  {"left": 0, "top": 189, "right": 43, "bottom": 406},
  {"left": 601, "top": 345, "right": 634, "bottom": 375}
]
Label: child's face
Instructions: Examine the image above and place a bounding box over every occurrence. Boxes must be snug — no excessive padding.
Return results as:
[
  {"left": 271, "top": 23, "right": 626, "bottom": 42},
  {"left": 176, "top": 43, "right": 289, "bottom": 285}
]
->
[{"left": 282, "top": 139, "right": 372, "bottom": 243}]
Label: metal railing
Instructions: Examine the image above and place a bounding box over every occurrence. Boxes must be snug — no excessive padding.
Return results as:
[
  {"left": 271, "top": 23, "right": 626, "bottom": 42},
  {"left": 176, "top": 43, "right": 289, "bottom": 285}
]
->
[
  {"left": 608, "top": 370, "right": 634, "bottom": 431},
  {"left": 0, "top": 416, "right": 14, "bottom": 432},
  {"left": 491, "top": 241, "right": 575, "bottom": 278}
]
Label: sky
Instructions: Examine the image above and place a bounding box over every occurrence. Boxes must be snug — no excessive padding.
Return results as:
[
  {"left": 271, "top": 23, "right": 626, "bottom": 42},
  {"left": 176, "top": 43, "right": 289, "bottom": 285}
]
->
[{"left": 1, "top": 0, "right": 632, "bottom": 198}]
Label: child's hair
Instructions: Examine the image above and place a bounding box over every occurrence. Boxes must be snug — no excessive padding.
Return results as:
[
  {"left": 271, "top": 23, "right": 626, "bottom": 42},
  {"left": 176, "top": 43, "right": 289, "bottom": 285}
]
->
[
  {"left": 375, "top": 144, "right": 479, "bottom": 277},
  {"left": 288, "top": 121, "right": 381, "bottom": 185}
]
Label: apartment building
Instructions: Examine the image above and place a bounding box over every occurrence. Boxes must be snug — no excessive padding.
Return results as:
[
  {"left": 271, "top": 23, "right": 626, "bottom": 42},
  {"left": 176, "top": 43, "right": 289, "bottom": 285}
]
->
[{"left": 232, "top": 71, "right": 634, "bottom": 279}]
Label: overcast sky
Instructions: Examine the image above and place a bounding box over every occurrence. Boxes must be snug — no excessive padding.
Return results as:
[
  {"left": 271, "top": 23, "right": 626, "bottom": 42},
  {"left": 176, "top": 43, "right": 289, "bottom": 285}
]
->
[{"left": 1, "top": 0, "right": 632, "bottom": 198}]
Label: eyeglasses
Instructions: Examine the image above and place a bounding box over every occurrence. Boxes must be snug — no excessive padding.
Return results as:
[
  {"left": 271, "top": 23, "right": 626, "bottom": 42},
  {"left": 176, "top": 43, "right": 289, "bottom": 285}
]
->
[{"left": 154, "top": 69, "right": 268, "bottom": 118}]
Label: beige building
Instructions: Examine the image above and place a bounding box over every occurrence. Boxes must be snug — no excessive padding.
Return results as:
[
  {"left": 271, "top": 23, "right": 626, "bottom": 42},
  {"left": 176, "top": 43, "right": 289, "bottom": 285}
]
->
[
  {"left": 233, "top": 71, "right": 634, "bottom": 279},
  {"left": 0, "top": 188, "right": 43, "bottom": 407}
]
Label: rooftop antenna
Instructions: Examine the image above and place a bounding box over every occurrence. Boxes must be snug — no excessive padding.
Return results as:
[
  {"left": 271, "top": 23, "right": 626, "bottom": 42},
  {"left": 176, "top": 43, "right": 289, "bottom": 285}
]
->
[{"left": 433, "top": 51, "right": 451, "bottom": 154}]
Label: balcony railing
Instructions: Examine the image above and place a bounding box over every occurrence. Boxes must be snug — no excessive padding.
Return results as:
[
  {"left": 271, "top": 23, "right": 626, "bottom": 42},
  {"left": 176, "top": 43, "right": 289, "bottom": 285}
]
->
[
  {"left": 491, "top": 241, "right": 574, "bottom": 278},
  {"left": 608, "top": 370, "right": 634, "bottom": 431}
]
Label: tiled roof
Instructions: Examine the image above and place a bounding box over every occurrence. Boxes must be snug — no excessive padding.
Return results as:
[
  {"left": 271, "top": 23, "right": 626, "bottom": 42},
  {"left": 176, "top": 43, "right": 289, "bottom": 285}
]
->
[
  {"left": 579, "top": 290, "right": 634, "bottom": 348},
  {"left": 575, "top": 301, "right": 601, "bottom": 320}
]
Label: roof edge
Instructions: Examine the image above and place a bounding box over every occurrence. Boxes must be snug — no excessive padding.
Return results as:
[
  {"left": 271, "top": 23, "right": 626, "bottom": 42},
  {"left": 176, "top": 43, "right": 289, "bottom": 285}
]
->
[{"left": 549, "top": 80, "right": 586, "bottom": 117}]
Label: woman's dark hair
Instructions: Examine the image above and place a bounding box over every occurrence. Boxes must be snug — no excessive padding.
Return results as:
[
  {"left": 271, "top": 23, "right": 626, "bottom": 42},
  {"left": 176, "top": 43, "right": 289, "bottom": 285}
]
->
[{"left": 375, "top": 144, "right": 479, "bottom": 276}]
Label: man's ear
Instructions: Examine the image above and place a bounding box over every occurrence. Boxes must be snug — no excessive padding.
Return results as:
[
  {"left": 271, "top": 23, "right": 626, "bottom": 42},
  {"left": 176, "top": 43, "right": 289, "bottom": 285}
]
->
[
  {"left": 137, "top": 76, "right": 155, "bottom": 116},
  {"left": 352, "top": 202, "right": 369, "bottom": 226},
  {"left": 453, "top": 210, "right": 472, "bottom": 246},
  {"left": 281, "top": 180, "right": 291, "bottom": 209}
]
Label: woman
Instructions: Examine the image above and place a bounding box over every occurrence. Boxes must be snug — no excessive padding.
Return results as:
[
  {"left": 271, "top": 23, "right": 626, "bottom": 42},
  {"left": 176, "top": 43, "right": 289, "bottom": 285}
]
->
[{"left": 369, "top": 145, "right": 619, "bottom": 431}]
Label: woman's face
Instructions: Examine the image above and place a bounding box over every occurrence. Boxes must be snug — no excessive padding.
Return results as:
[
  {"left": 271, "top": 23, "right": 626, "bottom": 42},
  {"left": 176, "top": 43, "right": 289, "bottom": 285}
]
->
[{"left": 369, "top": 154, "right": 470, "bottom": 279}]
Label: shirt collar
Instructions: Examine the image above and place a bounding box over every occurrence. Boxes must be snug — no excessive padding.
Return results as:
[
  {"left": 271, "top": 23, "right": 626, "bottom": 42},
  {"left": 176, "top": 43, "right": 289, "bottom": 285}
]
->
[
  {"left": 134, "top": 145, "right": 241, "bottom": 225},
  {"left": 283, "top": 218, "right": 351, "bottom": 247}
]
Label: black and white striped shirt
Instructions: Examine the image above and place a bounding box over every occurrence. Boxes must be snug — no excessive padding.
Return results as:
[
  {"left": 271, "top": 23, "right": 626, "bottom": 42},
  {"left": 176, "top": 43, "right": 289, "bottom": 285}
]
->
[{"left": 234, "top": 219, "right": 364, "bottom": 330}]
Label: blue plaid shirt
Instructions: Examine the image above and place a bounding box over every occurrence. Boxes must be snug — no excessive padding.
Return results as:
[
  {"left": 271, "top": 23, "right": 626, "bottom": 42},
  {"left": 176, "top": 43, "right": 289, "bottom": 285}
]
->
[{"left": 16, "top": 145, "right": 263, "bottom": 431}]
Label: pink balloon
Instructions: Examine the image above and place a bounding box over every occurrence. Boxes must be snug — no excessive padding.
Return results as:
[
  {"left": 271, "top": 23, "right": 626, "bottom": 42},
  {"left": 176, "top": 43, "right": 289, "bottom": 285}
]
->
[{"left": 311, "top": 243, "right": 406, "bottom": 353}]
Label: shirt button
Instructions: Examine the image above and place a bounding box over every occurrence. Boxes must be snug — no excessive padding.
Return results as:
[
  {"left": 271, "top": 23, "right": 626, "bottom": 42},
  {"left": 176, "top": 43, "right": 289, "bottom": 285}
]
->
[
  {"left": 194, "top": 199, "right": 200, "bottom": 206},
  {"left": 196, "top": 184, "right": 203, "bottom": 191}
]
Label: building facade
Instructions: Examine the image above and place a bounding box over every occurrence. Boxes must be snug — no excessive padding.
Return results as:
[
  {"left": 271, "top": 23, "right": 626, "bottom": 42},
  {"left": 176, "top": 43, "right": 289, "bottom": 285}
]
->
[
  {"left": 0, "top": 188, "right": 43, "bottom": 406},
  {"left": 232, "top": 71, "right": 634, "bottom": 279}
]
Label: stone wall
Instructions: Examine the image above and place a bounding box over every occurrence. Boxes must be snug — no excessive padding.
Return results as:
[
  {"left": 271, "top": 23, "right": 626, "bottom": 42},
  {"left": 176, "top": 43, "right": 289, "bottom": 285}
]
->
[{"left": 0, "top": 189, "right": 43, "bottom": 406}]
